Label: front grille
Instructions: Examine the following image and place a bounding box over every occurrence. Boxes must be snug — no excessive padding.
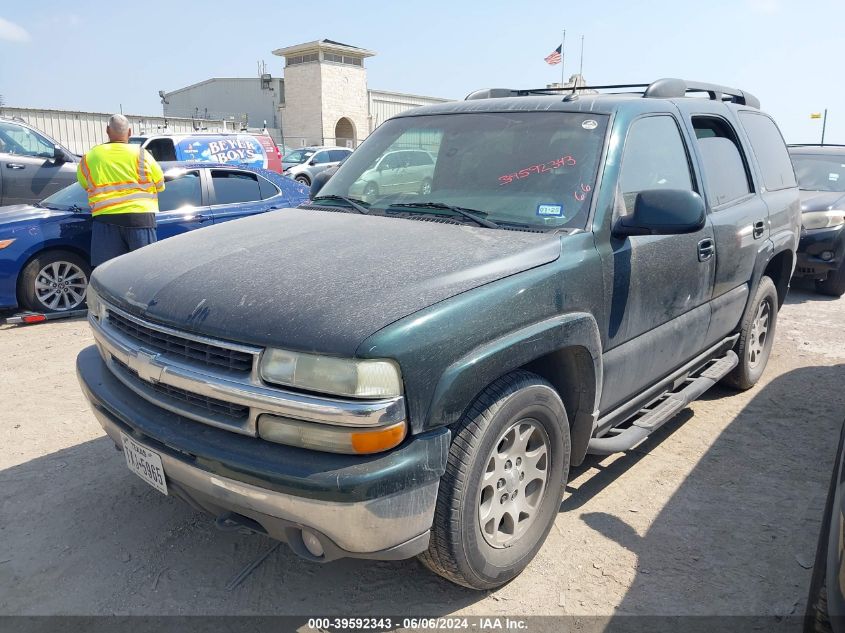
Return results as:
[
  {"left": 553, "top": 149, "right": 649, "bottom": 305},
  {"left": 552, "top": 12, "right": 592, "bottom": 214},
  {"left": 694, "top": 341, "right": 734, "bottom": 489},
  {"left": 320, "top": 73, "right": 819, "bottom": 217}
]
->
[
  {"left": 113, "top": 358, "right": 249, "bottom": 421},
  {"left": 107, "top": 310, "right": 254, "bottom": 373}
]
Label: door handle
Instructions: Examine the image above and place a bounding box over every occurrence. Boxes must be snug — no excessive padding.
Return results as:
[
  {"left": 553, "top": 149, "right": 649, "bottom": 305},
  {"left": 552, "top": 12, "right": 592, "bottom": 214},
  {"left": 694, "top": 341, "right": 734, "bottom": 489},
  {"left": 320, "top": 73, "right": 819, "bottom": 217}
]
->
[
  {"left": 6, "top": 163, "right": 25, "bottom": 169},
  {"left": 698, "top": 238, "right": 715, "bottom": 262},
  {"left": 195, "top": 214, "right": 211, "bottom": 223},
  {"left": 752, "top": 220, "right": 766, "bottom": 239}
]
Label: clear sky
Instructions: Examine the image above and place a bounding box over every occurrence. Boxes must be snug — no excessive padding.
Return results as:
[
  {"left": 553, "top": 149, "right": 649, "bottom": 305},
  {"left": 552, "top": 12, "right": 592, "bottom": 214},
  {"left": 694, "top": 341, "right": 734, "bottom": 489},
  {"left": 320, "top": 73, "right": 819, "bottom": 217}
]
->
[{"left": 1, "top": 0, "right": 842, "bottom": 143}]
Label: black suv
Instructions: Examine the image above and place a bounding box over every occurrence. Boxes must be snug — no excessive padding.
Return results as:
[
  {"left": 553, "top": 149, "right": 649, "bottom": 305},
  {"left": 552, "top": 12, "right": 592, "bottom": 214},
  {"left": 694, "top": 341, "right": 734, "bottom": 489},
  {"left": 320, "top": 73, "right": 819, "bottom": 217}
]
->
[
  {"left": 788, "top": 144, "right": 845, "bottom": 296},
  {"left": 77, "top": 78, "right": 800, "bottom": 589}
]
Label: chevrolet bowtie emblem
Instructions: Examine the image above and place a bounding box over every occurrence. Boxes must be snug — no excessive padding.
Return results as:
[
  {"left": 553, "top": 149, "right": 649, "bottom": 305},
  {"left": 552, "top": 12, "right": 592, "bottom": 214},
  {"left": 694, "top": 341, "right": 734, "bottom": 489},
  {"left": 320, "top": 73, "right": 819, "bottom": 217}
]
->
[{"left": 133, "top": 350, "right": 164, "bottom": 384}]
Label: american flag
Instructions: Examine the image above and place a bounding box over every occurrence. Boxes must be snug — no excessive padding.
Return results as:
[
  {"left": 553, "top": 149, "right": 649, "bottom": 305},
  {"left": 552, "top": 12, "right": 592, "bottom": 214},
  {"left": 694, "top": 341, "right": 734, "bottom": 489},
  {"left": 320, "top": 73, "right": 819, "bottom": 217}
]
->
[{"left": 544, "top": 45, "right": 562, "bottom": 65}]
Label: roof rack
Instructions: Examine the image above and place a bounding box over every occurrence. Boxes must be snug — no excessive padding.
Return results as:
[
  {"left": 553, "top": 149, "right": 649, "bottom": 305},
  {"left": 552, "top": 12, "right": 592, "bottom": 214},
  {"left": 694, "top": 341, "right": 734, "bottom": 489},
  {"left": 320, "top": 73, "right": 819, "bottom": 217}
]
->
[
  {"left": 788, "top": 143, "right": 845, "bottom": 148},
  {"left": 465, "top": 78, "right": 760, "bottom": 109}
]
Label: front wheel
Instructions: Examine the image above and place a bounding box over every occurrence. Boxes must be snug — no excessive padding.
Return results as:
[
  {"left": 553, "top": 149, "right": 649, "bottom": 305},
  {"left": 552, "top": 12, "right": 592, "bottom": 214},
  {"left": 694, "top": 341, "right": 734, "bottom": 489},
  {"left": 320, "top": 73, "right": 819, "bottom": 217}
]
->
[
  {"left": 723, "top": 276, "right": 778, "bottom": 390},
  {"left": 18, "top": 250, "right": 91, "bottom": 312},
  {"left": 419, "top": 371, "right": 570, "bottom": 589},
  {"left": 816, "top": 261, "right": 845, "bottom": 297},
  {"left": 295, "top": 175, "right": 311, "bottom": 186}
]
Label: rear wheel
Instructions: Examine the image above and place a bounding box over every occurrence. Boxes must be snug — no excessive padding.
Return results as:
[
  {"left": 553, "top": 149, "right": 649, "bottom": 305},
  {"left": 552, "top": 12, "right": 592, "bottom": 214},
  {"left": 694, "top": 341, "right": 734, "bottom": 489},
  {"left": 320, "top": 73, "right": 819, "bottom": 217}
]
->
[
  {"left": 723, "top": 276, "right": 778, "bottom": 390},
  {"left": 419, "top": 371, "right": 570, "bottom": 589},
  {"left": 816, "top": 261, "right": 845, "bottom": 297},
  {"left": 18, "top": 250, "right": 91, "bottom": 312}
]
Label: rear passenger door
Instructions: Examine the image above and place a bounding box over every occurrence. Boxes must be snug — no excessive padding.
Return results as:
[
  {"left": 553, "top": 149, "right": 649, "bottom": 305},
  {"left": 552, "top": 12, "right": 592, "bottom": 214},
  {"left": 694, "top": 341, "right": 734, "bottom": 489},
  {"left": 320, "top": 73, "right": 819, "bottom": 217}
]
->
[
  {"left": 681, "top": 110, "right": 770, "bottom": 345},
  {"left": 599, "top": 114, "right": 716, "bottom": 412},
  {"left": 208, "top": 168, "right": 280, "bottom": 223}
]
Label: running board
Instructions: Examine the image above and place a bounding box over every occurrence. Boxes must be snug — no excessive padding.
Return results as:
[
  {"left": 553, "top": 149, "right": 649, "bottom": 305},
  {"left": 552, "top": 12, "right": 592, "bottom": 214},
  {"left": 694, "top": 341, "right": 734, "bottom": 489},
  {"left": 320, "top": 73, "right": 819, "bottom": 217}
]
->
[{"left": 587, "top": 350, "right": 738, "bottom": 455}]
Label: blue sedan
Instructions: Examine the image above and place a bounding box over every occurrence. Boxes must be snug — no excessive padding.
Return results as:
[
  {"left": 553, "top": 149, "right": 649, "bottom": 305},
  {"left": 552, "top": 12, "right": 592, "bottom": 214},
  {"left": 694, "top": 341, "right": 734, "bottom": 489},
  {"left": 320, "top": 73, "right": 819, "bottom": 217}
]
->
[{"left": 0, "top": 163, "right": 309, "bottom": 312}]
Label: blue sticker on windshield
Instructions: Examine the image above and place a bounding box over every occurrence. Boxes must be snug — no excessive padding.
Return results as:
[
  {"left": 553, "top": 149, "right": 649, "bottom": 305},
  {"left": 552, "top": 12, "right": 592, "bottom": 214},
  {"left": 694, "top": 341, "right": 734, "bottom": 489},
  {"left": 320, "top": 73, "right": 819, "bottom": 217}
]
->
[{"left": 537, "top": 203, "right": 564, "bottom": 218}]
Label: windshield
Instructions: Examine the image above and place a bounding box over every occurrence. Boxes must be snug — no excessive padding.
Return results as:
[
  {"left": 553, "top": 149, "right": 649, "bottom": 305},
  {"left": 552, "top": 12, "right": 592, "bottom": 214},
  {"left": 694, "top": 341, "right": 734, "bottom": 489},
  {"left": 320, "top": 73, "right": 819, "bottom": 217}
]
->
[
  {"left": 41, "top": 183, "right": 90, "bottom": 211},
  {"left": 317, "top": 111, "right": 608, "bottom": 229},
  {"left": 791, "top": 153, "right": 845, "bottom": 192},
  {"left": 128, "top": 137, "right": 145, "bottom": 145},
  {"left": 284, "top": 149, "right": 315, "bottom": 163}
]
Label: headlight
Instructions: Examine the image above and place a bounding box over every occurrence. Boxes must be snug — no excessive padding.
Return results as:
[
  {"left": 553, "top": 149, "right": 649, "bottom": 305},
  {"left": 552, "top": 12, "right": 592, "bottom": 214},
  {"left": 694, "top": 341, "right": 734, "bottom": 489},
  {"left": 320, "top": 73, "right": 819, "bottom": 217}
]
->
[
  {"left": 803, "top": 210, "right": 845, "bottom": 230},
  {"left": 86, "top": 285, "right": 104, "bottom": 320},
  {"left": 260, "top": 348, "right": 403, "bottom": 398}
]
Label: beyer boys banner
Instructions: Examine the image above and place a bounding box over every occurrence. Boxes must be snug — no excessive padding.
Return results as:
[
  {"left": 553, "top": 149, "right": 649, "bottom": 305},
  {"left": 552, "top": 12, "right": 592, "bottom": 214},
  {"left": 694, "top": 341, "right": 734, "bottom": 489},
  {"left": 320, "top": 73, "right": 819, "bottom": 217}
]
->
[{"left": 177, "top": 136, "right": 267, "bottom": 168}]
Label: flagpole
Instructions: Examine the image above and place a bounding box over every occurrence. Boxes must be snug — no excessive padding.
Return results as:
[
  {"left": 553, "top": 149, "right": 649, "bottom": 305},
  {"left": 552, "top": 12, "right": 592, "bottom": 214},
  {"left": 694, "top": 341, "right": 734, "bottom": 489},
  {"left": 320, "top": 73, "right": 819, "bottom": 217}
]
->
[
  {"left": 561, "top": 30, "right": 566, "bottom": 87},
  {"left": 579, "top": 35, "right": 584, "bottom": 81}
]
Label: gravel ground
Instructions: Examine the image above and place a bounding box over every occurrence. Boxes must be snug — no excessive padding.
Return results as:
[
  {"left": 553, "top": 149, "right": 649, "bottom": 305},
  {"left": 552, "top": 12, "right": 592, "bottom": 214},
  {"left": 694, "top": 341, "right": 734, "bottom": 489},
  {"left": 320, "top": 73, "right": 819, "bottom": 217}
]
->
[{"left": 0, "top": 281, "right": 843, "bottom": 622}]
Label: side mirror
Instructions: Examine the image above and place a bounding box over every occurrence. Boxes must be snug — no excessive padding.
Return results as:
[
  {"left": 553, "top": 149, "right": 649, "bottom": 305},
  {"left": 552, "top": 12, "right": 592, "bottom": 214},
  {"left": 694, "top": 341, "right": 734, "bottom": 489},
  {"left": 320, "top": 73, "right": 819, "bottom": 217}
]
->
[
  {"left": 310, "top": 170, "right": 332, "bottom": 198},
  {"left": 53, "top": 147, "right": 68, "bottom": 164},
  {"left": 612, "top": 189, "right": 706, "bottom": 237}
]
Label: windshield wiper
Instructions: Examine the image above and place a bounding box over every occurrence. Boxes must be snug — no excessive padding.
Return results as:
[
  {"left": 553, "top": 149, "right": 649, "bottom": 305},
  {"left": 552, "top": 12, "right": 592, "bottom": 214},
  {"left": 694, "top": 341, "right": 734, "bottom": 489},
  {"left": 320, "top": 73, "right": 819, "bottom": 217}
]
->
[
  {"left": 312, "top": 194, "right": 369, "bottom": 214},
  {"left": 388, "top": 202, "right": 499, "bottom": 229}
]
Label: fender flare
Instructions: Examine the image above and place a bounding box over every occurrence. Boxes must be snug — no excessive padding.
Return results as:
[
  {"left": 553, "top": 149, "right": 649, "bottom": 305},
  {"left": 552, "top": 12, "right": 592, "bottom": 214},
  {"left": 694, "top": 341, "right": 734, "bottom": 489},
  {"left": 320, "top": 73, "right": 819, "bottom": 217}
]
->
[{"left": 424, "top": 312, "right": 603, "bottom": 466}]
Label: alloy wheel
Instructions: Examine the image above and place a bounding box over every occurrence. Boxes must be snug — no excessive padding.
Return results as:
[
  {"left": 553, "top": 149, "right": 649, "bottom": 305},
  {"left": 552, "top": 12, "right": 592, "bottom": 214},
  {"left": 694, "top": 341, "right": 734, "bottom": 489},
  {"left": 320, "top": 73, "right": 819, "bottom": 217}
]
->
[
  {"left": 34, "top": 260, "right": 88, "bottom": 311},
  {"left": 747, "top": 298, "right": 771, "bottom": 369},
  {"left": 478, "top": 419, "right": 551, "bottom": 548}
]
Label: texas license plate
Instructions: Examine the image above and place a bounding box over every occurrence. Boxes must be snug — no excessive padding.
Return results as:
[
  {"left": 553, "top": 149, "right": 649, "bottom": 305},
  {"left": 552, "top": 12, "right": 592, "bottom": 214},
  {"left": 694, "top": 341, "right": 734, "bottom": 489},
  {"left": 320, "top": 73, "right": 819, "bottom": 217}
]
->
[{"left": 121, "top": 433, "right": 168, "bottom": 495}]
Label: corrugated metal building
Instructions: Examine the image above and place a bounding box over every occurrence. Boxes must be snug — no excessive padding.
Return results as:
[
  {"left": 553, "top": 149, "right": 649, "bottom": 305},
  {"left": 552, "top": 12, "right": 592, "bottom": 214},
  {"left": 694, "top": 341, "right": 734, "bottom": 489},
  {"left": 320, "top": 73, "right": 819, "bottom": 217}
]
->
[
  {"left": 162, "top": 77, "right": 285, "bottom": 130},
  {"left": 1, "top": 106, "right": 228, "bottom": 155}
]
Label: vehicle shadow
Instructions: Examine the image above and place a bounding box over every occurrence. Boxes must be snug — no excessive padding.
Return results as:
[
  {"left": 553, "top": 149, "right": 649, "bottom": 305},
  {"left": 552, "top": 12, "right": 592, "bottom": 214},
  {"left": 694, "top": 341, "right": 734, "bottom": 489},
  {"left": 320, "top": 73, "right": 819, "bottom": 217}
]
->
[
  {"left": 0, "top": 436, "right": 480, "bottom": 619},
  {"left": 576, "top": 364, "right": 845, "bottom": 620},
  {"left": 785, "top": 279, "right": 839, "bottom": 304}
]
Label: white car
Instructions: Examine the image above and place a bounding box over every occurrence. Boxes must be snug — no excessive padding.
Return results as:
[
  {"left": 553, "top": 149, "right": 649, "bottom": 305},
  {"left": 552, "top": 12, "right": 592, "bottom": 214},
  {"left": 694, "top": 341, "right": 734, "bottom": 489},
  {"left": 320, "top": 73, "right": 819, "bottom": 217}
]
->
[
  {"left": 284, "top": 146, "right": 353, "bottom": 185},
  {"left": 349, "top": 149, "right": 434, "bottom": 201}
]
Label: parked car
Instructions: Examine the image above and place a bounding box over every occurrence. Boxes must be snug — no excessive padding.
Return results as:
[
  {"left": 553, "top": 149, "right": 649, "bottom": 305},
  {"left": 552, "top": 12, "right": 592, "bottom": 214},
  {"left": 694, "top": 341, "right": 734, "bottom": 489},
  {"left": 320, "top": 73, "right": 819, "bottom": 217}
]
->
[
  {"left": 347, "top": 149, "right": 434, "bottom": 201},
  {"left": 77, "top": 78, "right": 799, "bottom": 590},
  {"left": 805, "top": 418, "right": 845, "bottom": 633},
  {"left": 0, "top": 163, "right": 308, "bottom": 312},
  {"left": 281, "top": 147, "right": 316, "bottom": 172},
  {"left": 130, "top": 133, "right": 284, "bottom": 173},
  {"left": 0, "top": 117, "right": 79, "bottom": 206},
  {"left": 308, "top": 154, "right": 349, "bottom": 198},
  {"left": 788, "top": 144, "right": 845, "bottom": 296},
  {"left": 283, "top": 146, "right": 353, "bottom": 185}
]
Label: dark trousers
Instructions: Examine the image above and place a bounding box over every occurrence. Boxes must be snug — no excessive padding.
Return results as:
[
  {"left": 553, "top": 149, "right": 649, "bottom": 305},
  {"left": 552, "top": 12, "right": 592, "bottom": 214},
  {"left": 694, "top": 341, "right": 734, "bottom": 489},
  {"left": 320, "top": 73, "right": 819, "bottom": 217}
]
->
[{"left": 91, "top": 222, "right": 157, "bottom": 267}]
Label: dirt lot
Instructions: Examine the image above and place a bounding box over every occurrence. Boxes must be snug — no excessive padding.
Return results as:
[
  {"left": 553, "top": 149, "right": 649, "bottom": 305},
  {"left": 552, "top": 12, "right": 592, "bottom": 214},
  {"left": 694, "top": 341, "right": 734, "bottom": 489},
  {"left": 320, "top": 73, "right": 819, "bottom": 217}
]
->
[{"left": 0, "top": 282, "right": 843, "bottom": 621}]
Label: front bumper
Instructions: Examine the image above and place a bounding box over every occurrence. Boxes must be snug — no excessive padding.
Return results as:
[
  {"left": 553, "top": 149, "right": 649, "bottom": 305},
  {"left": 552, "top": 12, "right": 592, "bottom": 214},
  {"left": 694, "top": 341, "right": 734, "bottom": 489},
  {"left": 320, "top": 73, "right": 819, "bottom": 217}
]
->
[
  {"left": 77, "top": 345, "right": 449, "bottom": 561},
  {"left": 795, "top": 224, "right": 844, "bottom": 279}
]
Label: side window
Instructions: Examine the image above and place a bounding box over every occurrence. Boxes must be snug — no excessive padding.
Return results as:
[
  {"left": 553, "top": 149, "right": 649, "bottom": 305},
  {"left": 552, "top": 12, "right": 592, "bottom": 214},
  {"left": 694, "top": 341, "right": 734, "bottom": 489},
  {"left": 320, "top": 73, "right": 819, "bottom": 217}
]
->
[
  {"left": 328, "top": 149, "right": 350, "bottom": 162},
  {"left": 145, "top": 138, "right": 177, "bottom": 162},
  {"left": 312, "top": 151, "right": 330, "bottom": 165},
  {"left": 738, "top": 112, "right": 797, "bottom": 191},
  {"left": 157, "top": 171, "right": 202, "bottom": 211},
  {"left": 211, "top": 170, "right": 262, "bottom": 204},
  {"left": 258, "top": 175, "right": 280, "bottom": 200},
  {"left": 692, "top": 116, "right": 752, "bottom": 208},
  {"left": 618, "top": 116, "right": 694, "bottom": 215},
  {"left": 0, "top": 122, "right": 55, "bottom": 158},
  {"left": 411, "top": 151, "right": 433, "bottom": 166}
]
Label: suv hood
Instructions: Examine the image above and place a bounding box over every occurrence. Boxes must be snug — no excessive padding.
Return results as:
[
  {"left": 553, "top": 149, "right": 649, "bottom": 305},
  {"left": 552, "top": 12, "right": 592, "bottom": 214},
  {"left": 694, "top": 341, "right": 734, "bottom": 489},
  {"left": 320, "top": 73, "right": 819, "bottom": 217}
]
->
[
  {"left": 94, "top": 208, "right": 561, "bottom": 355},
  {"left": 799, "top": 190, "right": 845, "bottom": 212}
]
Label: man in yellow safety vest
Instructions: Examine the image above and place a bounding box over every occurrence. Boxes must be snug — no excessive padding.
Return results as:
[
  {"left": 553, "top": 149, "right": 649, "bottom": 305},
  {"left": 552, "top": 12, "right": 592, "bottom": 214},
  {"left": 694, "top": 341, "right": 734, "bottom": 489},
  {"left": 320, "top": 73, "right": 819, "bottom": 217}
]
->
[{"left": 77, "top": 114, "right": 165, "bottom": 266}]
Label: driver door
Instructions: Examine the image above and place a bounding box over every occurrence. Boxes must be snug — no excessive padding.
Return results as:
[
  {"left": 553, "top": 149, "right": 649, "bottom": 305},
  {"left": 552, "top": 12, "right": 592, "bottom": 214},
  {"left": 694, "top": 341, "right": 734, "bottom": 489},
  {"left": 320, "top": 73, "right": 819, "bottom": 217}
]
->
[
  {"left": 0, "top": 121, "right": 77, "bottom": 205},
  {"left": 599, "top": 114, "right": 716, "bottom": 412},
  {"left": 154, "top": 169, "right": 211, "bottom": 239}
]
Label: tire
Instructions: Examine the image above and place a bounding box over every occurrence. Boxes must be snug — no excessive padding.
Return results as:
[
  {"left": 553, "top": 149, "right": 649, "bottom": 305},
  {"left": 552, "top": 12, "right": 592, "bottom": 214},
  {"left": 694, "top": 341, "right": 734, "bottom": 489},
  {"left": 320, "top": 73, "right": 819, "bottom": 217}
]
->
[
  {"left": 816, "top": 261, "right": 845, "bottom": 297},
  {"left": 723, "top": 276, "right": 778, "bottom": 390},
  {"left": 17, "top": 249, "right": 91, "bottom": 313},
  {"left": 418, "top": 370, "right": 570, "bottom": 589},
  {"left": 420, "top": 178, "right": 432, "bottom": 196},
  {"left": 295, "top": 175, "right": 311, "bottom": 186},
  {"left": 363, "top": 182, "right": 379, "bottom": 200}
]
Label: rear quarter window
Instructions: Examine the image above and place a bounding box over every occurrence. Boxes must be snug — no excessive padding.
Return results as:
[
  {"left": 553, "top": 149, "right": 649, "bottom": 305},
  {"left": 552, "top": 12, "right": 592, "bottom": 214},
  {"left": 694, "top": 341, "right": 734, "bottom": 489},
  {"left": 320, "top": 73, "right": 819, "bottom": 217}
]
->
[{"left": 738, "top": 112, "right": 797, "bottom": 191}]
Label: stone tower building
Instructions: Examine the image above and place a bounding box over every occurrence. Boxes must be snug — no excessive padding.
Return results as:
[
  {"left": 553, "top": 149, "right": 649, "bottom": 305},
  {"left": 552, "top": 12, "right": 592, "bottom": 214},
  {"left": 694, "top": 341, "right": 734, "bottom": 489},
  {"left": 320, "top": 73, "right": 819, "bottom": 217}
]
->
[{"left": 272, "top": 39, "right": 375, "bottom": 148}]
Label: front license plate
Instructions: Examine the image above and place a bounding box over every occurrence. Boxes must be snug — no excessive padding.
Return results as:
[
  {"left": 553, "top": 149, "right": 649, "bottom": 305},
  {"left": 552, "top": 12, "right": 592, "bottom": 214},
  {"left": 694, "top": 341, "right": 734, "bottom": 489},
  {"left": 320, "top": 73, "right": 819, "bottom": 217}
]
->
[{"left": 121, "top": 433, "right": 168, "bottom": 495}]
